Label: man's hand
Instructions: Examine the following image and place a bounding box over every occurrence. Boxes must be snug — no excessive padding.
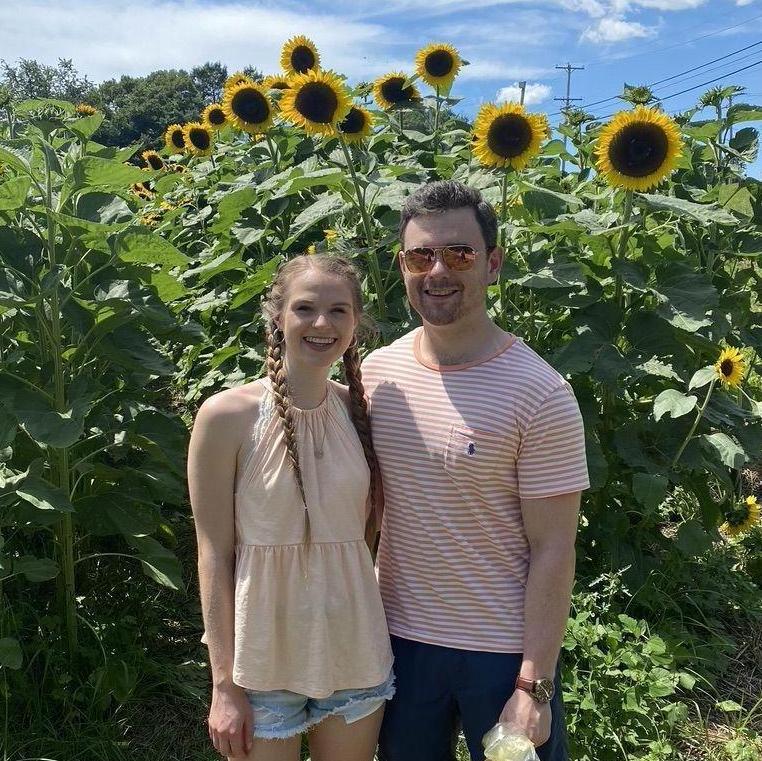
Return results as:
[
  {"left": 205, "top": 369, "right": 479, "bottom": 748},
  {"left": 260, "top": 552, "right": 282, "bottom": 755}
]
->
[
  {"left": 498, "top": 689, "right": 552, "bottom": 747},
  {"left": 208, "top": 682, "right": 254, "bottom": 757}
]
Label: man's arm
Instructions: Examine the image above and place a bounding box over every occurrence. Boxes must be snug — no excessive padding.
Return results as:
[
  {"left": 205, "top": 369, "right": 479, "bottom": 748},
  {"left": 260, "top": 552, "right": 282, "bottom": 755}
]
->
[{"left": 499, "top": 491, "right": 581, "bottom": 746}]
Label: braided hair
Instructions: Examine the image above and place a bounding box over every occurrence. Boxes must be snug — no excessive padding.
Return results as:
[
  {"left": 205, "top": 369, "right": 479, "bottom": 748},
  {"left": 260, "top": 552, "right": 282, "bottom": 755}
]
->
[{"left": 260, "top": 255, "right": 382, "bottom": 543}]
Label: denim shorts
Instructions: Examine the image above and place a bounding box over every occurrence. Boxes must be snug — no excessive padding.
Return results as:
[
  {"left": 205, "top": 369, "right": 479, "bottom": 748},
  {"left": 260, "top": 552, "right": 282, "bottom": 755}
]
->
[{"left": 246, "top": 670, "right": 396, "bottom": 740}]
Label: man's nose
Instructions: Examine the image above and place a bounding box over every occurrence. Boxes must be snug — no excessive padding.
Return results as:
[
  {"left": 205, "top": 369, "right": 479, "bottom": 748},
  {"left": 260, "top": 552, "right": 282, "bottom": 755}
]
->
[{"left": 428, "top": 255, "right": 449, "bottom": 277}]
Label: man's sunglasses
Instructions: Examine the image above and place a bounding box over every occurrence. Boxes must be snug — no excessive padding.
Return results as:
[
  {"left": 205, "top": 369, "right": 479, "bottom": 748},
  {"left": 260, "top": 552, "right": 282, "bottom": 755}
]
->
[{"left": 400, "top": 245, "right": 479, "bottom": 273}]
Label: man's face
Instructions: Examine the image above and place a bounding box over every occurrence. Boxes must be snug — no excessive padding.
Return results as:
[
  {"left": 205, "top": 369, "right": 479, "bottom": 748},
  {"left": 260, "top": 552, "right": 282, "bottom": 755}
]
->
[{"left": 400, "top": 207, "right": 502, "bottom": 326}]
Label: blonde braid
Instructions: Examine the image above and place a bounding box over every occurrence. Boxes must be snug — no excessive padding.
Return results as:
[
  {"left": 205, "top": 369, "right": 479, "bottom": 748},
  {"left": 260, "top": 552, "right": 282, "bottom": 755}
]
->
[
  {"left": 343, "top": 341, "right": 382, "bottom": 548},
  {"left": 266, "top": 327, "right": 307, "bottom": 508}
]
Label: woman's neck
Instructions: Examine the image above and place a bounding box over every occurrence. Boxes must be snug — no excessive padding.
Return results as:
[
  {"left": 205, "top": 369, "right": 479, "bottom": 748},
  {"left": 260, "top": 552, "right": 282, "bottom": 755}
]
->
[{"left": 283, "top": 361, "right": 331, "bottom": 410}]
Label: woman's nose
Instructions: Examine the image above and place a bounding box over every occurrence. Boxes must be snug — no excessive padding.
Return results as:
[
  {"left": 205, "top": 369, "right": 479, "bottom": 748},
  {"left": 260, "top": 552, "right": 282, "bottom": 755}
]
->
[{"left": 312, "top": 312, "right": 330, "bottom": 328}]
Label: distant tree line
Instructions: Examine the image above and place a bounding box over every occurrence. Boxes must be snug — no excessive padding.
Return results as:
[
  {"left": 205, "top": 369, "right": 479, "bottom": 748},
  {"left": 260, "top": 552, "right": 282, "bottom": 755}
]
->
[{"left": 0, "top": 58, "right": 261, "bottom": 149}]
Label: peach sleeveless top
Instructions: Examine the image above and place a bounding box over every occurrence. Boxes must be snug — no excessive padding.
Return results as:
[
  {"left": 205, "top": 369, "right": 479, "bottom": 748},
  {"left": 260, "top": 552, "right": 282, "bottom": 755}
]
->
[{"left": 230, "top": 378, "right": 393, "bottom": 697}]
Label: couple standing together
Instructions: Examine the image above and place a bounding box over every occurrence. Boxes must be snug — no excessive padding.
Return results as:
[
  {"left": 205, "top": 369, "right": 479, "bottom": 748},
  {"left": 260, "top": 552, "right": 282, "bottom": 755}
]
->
[{"left": 188, "top": 181, "right": 590, "bottom": 761}]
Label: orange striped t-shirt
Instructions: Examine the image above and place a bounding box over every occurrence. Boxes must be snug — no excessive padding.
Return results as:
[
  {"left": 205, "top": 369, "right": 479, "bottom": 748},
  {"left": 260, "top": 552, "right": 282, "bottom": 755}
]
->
[{"left": 361, "top": 327, "right": 589, "bottom": 652}]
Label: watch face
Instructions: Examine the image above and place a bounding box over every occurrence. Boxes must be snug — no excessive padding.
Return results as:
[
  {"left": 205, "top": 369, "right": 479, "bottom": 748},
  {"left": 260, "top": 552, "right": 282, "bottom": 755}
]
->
[{"left": 534, "top": 679, "right": 555, "bottom": 703}]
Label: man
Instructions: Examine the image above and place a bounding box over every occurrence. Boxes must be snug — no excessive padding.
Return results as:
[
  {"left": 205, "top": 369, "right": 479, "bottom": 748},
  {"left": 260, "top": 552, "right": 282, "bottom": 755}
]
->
[{"left": 361, "top": 181, "right": 589, "bottom": 761}]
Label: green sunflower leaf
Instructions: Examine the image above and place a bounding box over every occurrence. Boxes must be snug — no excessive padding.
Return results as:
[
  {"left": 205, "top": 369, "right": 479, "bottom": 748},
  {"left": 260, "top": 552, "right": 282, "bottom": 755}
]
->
[{"left": 653, "top": 389, "right": 697, "bottom": 421}]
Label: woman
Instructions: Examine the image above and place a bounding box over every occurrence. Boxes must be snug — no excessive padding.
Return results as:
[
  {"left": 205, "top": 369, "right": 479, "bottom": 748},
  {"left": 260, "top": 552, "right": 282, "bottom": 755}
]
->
[{"left": 188, "top": 255, "right": 393, "bottom": 761}]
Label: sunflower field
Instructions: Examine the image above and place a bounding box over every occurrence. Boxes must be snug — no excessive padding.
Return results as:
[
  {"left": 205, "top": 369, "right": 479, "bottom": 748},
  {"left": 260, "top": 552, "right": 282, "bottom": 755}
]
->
[{"left": 1, "top": 37, "right": 762, "bottom": 761}]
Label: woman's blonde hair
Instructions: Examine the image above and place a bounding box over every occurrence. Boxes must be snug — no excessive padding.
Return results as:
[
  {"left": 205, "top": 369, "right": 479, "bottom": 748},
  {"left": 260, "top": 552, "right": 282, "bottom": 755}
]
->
[{"left": 260, "top": 254, "right": 381, "bottom": 543}]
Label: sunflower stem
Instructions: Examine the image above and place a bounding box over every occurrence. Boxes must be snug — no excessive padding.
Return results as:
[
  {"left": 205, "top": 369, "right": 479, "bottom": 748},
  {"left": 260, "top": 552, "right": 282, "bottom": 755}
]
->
[
  {"left": 433, "top": 86, "right": 441, "bottom": 159},
  {"left": 338, "top": 133, "right": 386, "bottom": 318},
  {"left": 498, "top": 169, "right": 510, "bottom": 327},
  {"left": 671, "top": 377, "right": 717, "bottom": 469},
  {"left": 614, "top": 190, "right": 634, "bottom": 312},
  {"left": 265, "top": 133, "right": 280, "bottom": 171}
]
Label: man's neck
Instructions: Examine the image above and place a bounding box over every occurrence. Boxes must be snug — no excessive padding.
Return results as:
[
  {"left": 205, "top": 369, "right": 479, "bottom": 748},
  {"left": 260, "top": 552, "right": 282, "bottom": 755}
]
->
[{"left": 417, "top": 316, "right": 510, "bottom": 367}]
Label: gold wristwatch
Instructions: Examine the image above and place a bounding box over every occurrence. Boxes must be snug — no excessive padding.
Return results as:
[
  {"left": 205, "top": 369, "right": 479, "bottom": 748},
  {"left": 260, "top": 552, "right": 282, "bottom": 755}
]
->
[{"left": 515, "top": 675, "right": 555, "bottom": 704}]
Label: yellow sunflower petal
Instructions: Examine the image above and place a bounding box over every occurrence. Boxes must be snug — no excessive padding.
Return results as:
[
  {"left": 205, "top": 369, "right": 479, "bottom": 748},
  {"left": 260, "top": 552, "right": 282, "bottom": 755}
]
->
[
  {"left": 202, "top": 103, "right": 228, "bottom": 130},
  {"left": 164, "top": 123, "right": 186, "bottom": 153},
  {"left": 224, "top": 72, "right": 254, "bottom": 92},
  {"left": 338, "top": 105, "right": 373, "bottom": 144},
  {"left": 414, "top": 42, "right": 462, "bottom": 90},
  {"left": 372, "top": 72, "right": 421, "bottom": 111},
  {"left": 595, "top": 106, "right": 683, "bottom": 191},
  {"left": 182, "top": 122, "right": 214, "bottom": 156},
  {"left": 471, "top": 102, "right": 549, "bottom": 171},
  {"left": 222, "top": 82, "right": 274, "bottom": 134},
  {"left": 281, "top": 35, "right": 320, "bottom": 77},
  {"left": 263, "top": 74, "right": 291, "bottom": 91},
  {"left": 721, "top": 495, "right": 760, "bottom": 537},
  {"left": 75, "top": 103, "right": 98, "bottom": 115},
  {"left": 714, "top": 346, "right": 746, "bottom": 389},
  {"left": 280, "top": 69, "right": 352, "bottom": 136},
  {"left": 141, "top": 150, "right": 165, "bottom": 171}
]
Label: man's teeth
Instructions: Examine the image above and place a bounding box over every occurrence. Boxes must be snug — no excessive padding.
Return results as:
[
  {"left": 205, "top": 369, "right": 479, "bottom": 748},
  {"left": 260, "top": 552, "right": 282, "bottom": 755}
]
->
[
  {"left": 304, "top": 337, "right": 336, "bottom": 344},
  {"left": 427, "top": 288, "right": 458, "bottom": 295}
]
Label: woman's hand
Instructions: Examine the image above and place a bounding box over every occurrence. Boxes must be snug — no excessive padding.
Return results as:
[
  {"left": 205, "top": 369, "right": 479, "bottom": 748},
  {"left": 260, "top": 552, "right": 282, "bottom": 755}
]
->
[{"left": 208, "top": 682, "right": 253, "bottom": 758}]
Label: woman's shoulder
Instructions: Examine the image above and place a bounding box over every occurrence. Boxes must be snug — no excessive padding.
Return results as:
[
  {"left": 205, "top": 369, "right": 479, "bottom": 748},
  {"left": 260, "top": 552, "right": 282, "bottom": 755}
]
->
[{"left": 193, "top": 380, "right": 267, "bottom": 442}]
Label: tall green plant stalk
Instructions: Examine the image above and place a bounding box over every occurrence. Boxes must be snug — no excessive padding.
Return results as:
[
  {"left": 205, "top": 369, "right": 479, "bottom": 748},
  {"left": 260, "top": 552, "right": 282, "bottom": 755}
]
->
[
  {"left": 671, "top": 378, "right": 717, "bottom": 468},
  {"left": 614, "top": 190, "right": 634, "bottom": 312},
  {"left": 433, "top": 86, "right": 441, "bottom": 157},
  {"left": 43, "top": 147, "right": 77, "bottom": 657},
  {"left": 337, "top": 134, "right": 386, "bottom": 319},
  {"left": 265, "top": 133, "right": 280, "bottom": 171}
]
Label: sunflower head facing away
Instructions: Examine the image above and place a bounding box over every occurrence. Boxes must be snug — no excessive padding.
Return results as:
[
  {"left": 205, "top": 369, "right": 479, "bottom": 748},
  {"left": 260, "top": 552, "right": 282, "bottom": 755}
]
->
[
  {"left": 414, "top": 43, "right": 462, "bottom": 90},
  {"left": 222, "top": 82, "right": 273, "bottom": 134},
  {"left": 714, "top": 346, "right": 746, "bottom": 389},
  {"left": 202, "top": 103, "right": 227, "bottom": 130},
  {"left": 141, "top": 150, "right": 165, "bottom": 171},
  {"left": 182, "top": 122, "right": 213, "bottom": 156},
  {"left": 164, "top": 123, "right": 187, "bottom": 153},
  {"left": 338, "top": 106, "right": 373, "bottom": 144},
  {"left": 595, "top": 106, "right": 683, "bottom": 192},
  {"left": 280, "top": 69, "right": 351, "bottom": 136},
  {"left": 721, "top": 495, "right": 760, "bottom": 537},
  {"left": 372, "top": 72, "right": 421, "bottom": 111},
  {"left": 75, "top": 102, "right": 98, "bottom": 116},
  {"left": 472, "top": 102, "right": 549, "bottom": 171},
  {"left": 224, "top": 72, "right": 254, "bottom": 92},
  {"left": 281, "top": 35, "right": 320, "bottom": 76},
  {"left": 263, "top": 74, "right": 291, "bottom": 91}
]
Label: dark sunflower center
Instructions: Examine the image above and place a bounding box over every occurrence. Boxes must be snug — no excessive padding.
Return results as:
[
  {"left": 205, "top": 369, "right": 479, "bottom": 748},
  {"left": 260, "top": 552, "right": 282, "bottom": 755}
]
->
[
  {"left": 381, "top": 77, "right": 414, "bottom": 104},
  {"left": 608, "top": 123, "right": 669, "bottom": 178},
  {"left": 147, "top": 154, "right": 164, "bottom": 170},
  {"left": 295, "top": 82, "right": 338, "bottom": 123},
  {"left": 209, "top": 108, "right": 226, "bottom": 125},
  {"left": 272, "top": 81, "right": 289, "bottom": 90},
  {"left": 721, "top": 359, "right": 735, "bottom": 377},
  {"left": 486, "top": 114, "right": 533, "bottom": 158},
  {"left": 425, "top": 50, "right": 454, "bottom": 78},
  {"left": 291, "top": 45, "right": 316, "bottom": 73},
  {"left": 189, "top": 128, "right": 210, "bottom": 150},
  {"left": 232, "top": 88, "right": 270, "bottom": 124},
  {"left": 171, "top": 130, "right": 185, "bottom": 149},
  {"left": 340, "top": 107, "right": 365, "bottom": 134}
]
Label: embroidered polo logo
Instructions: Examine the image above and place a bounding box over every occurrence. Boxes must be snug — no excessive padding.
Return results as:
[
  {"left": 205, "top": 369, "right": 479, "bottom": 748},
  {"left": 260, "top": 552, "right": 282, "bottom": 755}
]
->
[{"left": 467, "top": 442, "right": 476, "bottom": 456}]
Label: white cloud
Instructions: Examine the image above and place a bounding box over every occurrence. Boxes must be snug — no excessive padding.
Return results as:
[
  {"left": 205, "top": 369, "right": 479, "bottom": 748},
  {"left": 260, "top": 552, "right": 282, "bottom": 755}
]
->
[
  {"left": 581, "top": 17, "right": 656, "bottom": 43},
  {"left": 496, "top": 81, "right": 552, "bottom": 105},
  {"left": 560, "top": 0, "right": 607, "bottom": 17},
  {"left": 631, "top": 0, "right": 705, "bottom": 8},
  {"left": 459, "top": 61, "right": 553, "bottom": 82},
  {"left": 735, "top": 0, "right": 755, "bottom": 5},
  {"left": 0, "top": 0, "right": 394, "bottom": 83}
]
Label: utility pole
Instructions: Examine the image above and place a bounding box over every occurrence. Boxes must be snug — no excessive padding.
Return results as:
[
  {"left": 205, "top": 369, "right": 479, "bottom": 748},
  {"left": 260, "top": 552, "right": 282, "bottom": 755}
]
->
[
  {"left": 519, "top": 81, "right": 527, "bottom": 106},
  {"left": 554, "top": 63, "right": 584, "bottom": 175}
]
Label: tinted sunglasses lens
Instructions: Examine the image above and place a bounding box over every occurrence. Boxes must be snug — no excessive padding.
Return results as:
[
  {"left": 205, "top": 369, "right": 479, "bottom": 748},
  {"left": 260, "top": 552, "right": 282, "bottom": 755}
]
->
[
  {"left": 404, "top": 249, "right": 434, "bottom": 272},
  {"left": 443, "top": 246, "right": 475, "bottom": 270}
]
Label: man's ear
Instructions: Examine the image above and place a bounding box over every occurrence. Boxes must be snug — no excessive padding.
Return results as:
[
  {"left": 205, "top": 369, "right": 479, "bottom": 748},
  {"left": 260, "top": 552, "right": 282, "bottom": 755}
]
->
[{"left": 487, "top": 246, "right": 504, "bottom": 284}]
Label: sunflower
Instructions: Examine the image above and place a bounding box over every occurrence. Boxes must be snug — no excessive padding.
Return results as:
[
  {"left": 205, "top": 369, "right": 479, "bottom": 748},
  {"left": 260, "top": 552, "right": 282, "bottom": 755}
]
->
[
  {"left": 75, "top": 102, "right": 98, "bottom": 116},
  {"left": 182, "top": 122, "right": 214, "bottom": 156},
  {"left": 222, "top": 82, "right": 273, "bottom": 134},
  {"left": 164, "top": 123, "right": 186, "bottom": 153},
  {"left": 202, "top": 103, "right": 227, "bottom": 130},
  {"left": 721, "top": 496, "right": 760, "bottom": 537},
  {"left": 714, "top": 346, "right": 746, "bottom": 389},
  {"left": 338, "top": 105, "right": 373, "bottom": 143},
  {"left": 281, "top": 35, "right": 320, "bottom": 76},
  {"left": 372, "top": 72, "right": 421, "bottom": 111},
  {"left": 414, "top": 43, "right": 462, "bottom": 90},
  {"left": 324, "top": 229, "right": 338, "bottom": 243},
  {"left": 307, "top": 243, "right": 317, "bottom": 255},
  {"left": 280, "top": 69, "right": 352, "bottom": 136},
  {"left": 595, "top": 106, "right": 683, "bottom": 192},
  {"left": 141, "top": 150, "right": 165, "bottom": 171},
  {"left": 263, "top": 74, "right": 291, "bottom": 90},
  {"left": 131, "top": 182, "right": 154, "bottom": 200},
  {"left": 471, "top": 102, "right": 549, "bottom": 171},
  {"left": 224, "top": 71, "right": 254, "bottom": 91}
]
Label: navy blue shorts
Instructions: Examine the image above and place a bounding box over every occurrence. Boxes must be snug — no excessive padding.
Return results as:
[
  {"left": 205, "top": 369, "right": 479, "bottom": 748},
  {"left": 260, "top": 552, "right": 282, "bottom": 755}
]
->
[{"left": 378, "top": 635, "right": 568, "bottom": 761}]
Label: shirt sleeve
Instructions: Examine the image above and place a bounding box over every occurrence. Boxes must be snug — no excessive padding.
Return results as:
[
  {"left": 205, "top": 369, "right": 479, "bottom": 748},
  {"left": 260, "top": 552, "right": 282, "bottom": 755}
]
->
[{"left": 517, "top": 382, "right": 590, "bottom": 499}]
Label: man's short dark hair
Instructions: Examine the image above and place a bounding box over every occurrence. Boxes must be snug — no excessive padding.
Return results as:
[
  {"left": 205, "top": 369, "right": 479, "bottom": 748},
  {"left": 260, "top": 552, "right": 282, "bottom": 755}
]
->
[{"left": 399, "top": 180, "right": 498, "bottom": 250}]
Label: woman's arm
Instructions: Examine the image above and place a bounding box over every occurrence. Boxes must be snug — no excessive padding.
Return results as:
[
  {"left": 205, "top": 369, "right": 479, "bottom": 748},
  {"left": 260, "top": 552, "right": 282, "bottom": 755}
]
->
[{"left": 187, "top": 388, "right": 259, "bottom": 758}]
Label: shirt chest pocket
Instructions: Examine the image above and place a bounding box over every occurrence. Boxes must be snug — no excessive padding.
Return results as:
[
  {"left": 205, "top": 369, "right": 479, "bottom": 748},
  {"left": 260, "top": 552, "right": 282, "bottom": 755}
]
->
[{"left": 443, "top": 425, "right": 506, "bottom": 487}]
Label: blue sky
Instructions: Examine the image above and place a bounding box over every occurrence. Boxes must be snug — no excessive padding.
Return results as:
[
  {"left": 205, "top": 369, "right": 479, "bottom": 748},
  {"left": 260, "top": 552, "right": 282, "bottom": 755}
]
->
[{"left": 1, "top": 0, "right": 760, "bottom": 175}]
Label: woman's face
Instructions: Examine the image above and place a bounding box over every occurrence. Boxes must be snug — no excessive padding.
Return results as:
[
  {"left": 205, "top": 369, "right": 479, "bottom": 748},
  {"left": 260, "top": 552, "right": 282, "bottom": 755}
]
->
[{"left": 278, "top": 269, "right": 359, "bottom": 371}]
